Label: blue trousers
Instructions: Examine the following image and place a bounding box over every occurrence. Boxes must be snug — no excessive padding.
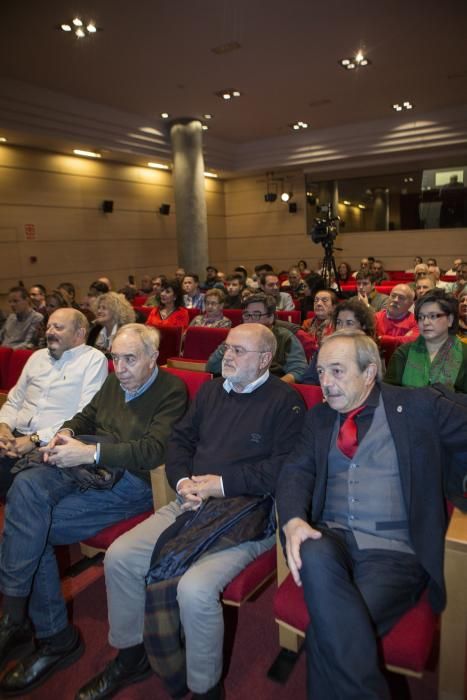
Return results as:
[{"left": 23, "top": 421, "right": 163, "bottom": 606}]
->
[
  {"left": 299, "top": 528, "right": 428, "bottom": 700},
  {"left": 0, "top": 465, "right": 153, "bottom": 638}
]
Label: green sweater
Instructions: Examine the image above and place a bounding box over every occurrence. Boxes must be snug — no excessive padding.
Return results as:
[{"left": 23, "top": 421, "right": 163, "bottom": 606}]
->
[{"left": 61, "top": 370, "right": 187, "bottom": 483}]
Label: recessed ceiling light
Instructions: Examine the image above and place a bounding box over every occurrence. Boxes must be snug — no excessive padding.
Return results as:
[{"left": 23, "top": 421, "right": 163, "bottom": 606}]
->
[
  {"left": 339, "top": 51, "right": 370, "bottom": 70},
  {"left": 0, "top": 137, "right": 7, "bottom": 143},
  {"left": 86, "top": 23, "right": 96, "bottom": 33},
  {"left": 203, "top": 114, "right": 213, "bottom": 119},
  {"left": 72, "top": 17, "right": 83, "bottom": 26},
  {"left": 202, "top": 124, "right": 209, "bottom": 131},
  {"left": 76, "top": 28, "right": 85, "bottom": 38},
  {"left": 61, "top": 23, "right": 72, "bottom": 31},
  {"left": 232, "top": 90, "right": 241, "bottom": 97},
  {"left": 59, "top": 18, "right": 101, "bottom": 36},
  {"left": 147, "top": 162, "right": 170, "bottom": 170},
  {"left": 392, "top": 101, "right": 413, "bottom": 112},
  {"left": 160, "top": 112, "right": 170, "bottom": 119},
  {"left": 290, "top": 121, "right": 309, "bottom": 131},
  {"left": 204, "top": 172, "right": 218, "bottom": 178},
  {"left": 216, "top": 89, "right": 242, "bottom": 101},
  {"left": 343, "top": 200, "right": 351, "bottom": 206},
  {"left": 73, "top": 149, "right": 101, "bottom": 158},
  {"left": 222, "top": 93, "right": 231, "bottom": 100}
]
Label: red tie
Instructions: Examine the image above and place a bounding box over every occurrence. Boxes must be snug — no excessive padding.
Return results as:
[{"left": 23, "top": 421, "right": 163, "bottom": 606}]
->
[{"left": 337, "top": 406, "right": 365, "bottom": 459}]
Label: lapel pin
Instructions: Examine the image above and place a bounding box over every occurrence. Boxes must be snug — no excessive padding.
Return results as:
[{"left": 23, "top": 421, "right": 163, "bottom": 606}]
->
[{"left": 396, "top": 405, "right": 403, "bottom": 413}]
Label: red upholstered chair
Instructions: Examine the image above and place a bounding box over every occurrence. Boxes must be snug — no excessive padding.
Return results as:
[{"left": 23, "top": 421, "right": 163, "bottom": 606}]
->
[
  {"left": 182, "top": 326, "right": 229, "bottom": 361},
  {"left": 157, "top": 326, "right": 183, "bottom": 366},
  {"left": 161, "top": 367, "right": 212, "bottom": 401},
  {"left": 5, "top": 349, "right": 34, "bottom": 391},
  {"left": 0, "top": 347, "right": 13, "bottom": 394},
  {"left": 186, "top": 308, "right": 201, "bottom": 323},
  {"left": 132, "top": 294, "right": 148, "bottom": 306},
  {"left": 375, "top": 283, "right": 397, "bottom": 295},
  {"left": 276, "top": 310, "right": 301, "bottom": 325},
  {"left": 222, "top": 309, "right": 243, "bottom": 327},
  {"left": 293, "top": 384, "right": 323, "bottom": 409}
]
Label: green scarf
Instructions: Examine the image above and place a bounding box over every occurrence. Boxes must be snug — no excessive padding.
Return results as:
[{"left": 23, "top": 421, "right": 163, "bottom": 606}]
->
[{"left": 402, "top": 335, "right": 463, "bottom": 389}]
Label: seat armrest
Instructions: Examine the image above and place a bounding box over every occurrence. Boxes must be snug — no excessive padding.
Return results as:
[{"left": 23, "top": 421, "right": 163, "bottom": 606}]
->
[
  {"left": 150, "top": 464, "right": 176, "bottom": 511},
  {"left": 445, "top": 506, "right": 467, "bottom": 551}
]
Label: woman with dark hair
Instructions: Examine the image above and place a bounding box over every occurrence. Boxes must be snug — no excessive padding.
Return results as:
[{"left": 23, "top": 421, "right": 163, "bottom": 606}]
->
[
  {"left": 337, "top": 261, "right": 352, "bottom": 283},
  {"left": 297, "top": 259, "right": 310, "bottom": 275},
  {"left": 145, "top": 279, "right": 189, "bottom": 330},
  {"left": 384, "top": 289, "right": 467, "bottom": 392},
  {"left": 333, "top": 298, "right": 376, "bottom": 338},
  {"left": 45, "top": 291, "right": 69, "bottom": 318}
]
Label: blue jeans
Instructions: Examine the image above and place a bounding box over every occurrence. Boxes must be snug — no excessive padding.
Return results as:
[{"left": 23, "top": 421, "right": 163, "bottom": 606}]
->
[{"left": 0, "top": 465, "right": 153, "bottom": 638}]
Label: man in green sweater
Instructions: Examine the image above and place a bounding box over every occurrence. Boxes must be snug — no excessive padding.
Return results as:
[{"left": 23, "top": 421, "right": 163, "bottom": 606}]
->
[{"left": 0, "top": 324, "right": 187, "bottom": 696}]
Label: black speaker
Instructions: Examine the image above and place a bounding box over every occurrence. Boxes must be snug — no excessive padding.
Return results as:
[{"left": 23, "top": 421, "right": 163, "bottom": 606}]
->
[
  {"left": 288, "top": 202, "right": 297, "bottom": 213},
  {"left": 159, "top": 204, "right": 170, "bottom": 215},
  {"left": 102, "top": 200, "right": 114, "bottom": 213}
]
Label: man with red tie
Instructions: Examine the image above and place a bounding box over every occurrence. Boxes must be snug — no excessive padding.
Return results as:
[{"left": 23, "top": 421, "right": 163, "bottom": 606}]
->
[{"left": 276, "top": 330, "right": 467, "bottom": 700}]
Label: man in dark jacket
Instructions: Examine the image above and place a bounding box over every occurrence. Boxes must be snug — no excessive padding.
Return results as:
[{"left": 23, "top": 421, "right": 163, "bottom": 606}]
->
[
  {"left": 277, "top": 330, "right": 467, "bottom": 700},
  {"left": 76, "top": 323, "right": 305, "bottom": 700},
  {"left": 0, "top": 324, "right": 187, "bottom": 696}
]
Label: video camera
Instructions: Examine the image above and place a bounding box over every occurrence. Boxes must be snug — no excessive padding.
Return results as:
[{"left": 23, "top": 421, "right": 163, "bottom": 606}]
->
[{"left": 309, "top": 204, "right": 340, "bottom": 245}]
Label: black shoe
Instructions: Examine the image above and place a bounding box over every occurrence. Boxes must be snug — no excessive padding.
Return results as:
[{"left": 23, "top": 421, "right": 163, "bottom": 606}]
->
[
  {"left": 0, "top": 626, "right": 84, "bottom": 696},
  {"left": 0, "top": 614, "right": 34, "bottom": 670},
  {"left": 192, "top": 681, "right": 225, "bottom": 700},
  {"left": 75, "top": 654, "right": 152, "bottom": 700}
]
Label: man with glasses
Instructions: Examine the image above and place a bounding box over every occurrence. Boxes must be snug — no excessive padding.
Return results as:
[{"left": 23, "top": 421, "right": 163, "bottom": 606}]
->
[
  {"left": 0, "top": 324, "right": 187, "bottom": 696},
  {"left": 375, "top": 284, "right": 419, "bottom": 343},
  {"left": 75, "top": 322, "right": 305, "bottom": 700},
  {"left": 206, "top": 293, "right": 308, "bottom": 383}
]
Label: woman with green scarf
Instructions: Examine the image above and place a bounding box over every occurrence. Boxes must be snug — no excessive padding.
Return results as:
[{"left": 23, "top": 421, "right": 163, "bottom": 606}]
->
[{"left": 384, "top": 289, "right": 467, "bottom": 392}]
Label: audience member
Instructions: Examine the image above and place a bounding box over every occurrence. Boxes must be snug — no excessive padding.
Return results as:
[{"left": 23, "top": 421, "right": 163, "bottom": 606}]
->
[
  {"left": 371, "top": 259, "right": 389, "bottom": 283},
  {"left": 223, "top": 274, "right": 244, "bottom": 309},
  {"left": 415, "top": 274, "right": 436, "bottom": 298},
  {"left": 200, "top": 266, "right": 225, "bottom": 292},
  {"left": 351, "top": 257, "right": 370, "bottom": 278},
  {"left": 29, "top": 285, "right": 47, "bottom": 318},
  {"left": 384, "top": 289, "right": 467, "bottom": 392},
  {"left": 97, "top": 277, "right": 113, "bottom": 291},
  {"left": 281, "top": 267, "right": 307, "bottom": 299},
  {"left": 182, "top": 274, "right": 205, "bottom": 310},
  {"left": 301, "top": 290, "right": 337, "bottom": 356},
  {"left": 0, "top": 309, "right": 108, "bottom": 496},
  {"left": 138, "top": 276, "right": 153, "bottom": 295},
  {"left": 336, "top": 262, "right": 352, "bottom": 283},
  {"left": 145, "top": 275, "right": 167, "bottom": 307},
  {"left": 259, "top": 273, "right": 295, "bottom": 310},
  {"left": 445, "top": 257, "right": 463, "bottom": 276},
  {"left": 300, "top": 272, "right": 327, "bottom": 317},
  {"left": 0, "top": 325, "right": 187, "bottom": 696},
  {"left": 446, "top": 261, "right": 467, "bottom": 297},
  {"left": 88, "top": 281, "right": 110, "bottom": 297},
  {"left": 87, "top": 292, "right": 136, "bottom": 355},
  {"left": 277, "top": 330, "right": 467, "bottom": 700},
  {"left": 405, "top": 256, "right": 423, "bottom": 272},
  {"left": 427, "top": 264, "right": 449, "bottom": 290},
  {"left": 0, "top": 287, "right": 43, "bottom": 349},
  {"left": 297, "top": 260, "right": 311, "bottom": 275},
  {"left": 45, "top": 291, "right": 69, "bottom": 317},
  {"left": 351, "top": 272, "right": 389, "bottom": 311},
  {"left": 207, "top": 293, "right": 307, "bottom": 383},
  {"left": 188, "top": 289, "right": 231, "bottom": 328},
  {"left": 233, "top": 266, "right": 255, "bottom": 288},
  {"left": 58, "top": 282, "right": 82, "bottom": 310},
  {"left": 146, "top": 279, "right": 189, "bottom": 330},
  {"left": 375, "top": 285, "right": 419, "bottom": 343},
  {"left": 76, "top": 323, "right": 305, "bottom": 700},
  {"left": 174, "top": 267, "right": 186, "bottom": 283}
]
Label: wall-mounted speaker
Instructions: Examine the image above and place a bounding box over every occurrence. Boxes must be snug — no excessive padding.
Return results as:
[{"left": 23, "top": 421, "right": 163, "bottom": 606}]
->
[
  {"left": 102, "top": 200, "right": 114, "bottom": 213},
  {"left": 159, "top": 204, "right": 170, "bottom": 215}
]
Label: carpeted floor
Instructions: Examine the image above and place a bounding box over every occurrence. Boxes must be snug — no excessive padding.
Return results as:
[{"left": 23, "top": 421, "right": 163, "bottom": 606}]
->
[{"left": 0, "top": 570, "right": 439, "bottom": 700}]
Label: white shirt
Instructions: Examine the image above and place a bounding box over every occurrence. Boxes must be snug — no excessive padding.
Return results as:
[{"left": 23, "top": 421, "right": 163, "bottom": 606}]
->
[{"left": 0, "top": 344, "right": 108, "bottom": 444}]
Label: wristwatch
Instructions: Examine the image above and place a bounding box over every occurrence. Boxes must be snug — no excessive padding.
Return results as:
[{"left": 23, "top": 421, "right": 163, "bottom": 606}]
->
[{"left": 29, "top": 433, "right": 41, "bottom": 446}]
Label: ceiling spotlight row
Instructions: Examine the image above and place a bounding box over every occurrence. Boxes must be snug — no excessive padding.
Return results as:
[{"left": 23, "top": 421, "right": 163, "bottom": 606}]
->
[
  {"left": 216, "top": 89, "right": 242, "bottom": 101},
  {"left": 341, "top": 201, "right": 366, "bottom": 209},
  {"left": 339, "top": 50, "right": 370, "bottom": 70},
  {"left": 59, "top": 17, "right": 100, "bottom": 37},
  {"left": 290, "top": 121, "right": 309, "bottom": 131},
  {"left": 393, "top": 101, "right": 413, "bottom": 111}
]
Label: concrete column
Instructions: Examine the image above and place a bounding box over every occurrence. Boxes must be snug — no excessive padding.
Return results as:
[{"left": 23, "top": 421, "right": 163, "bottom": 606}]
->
[{"left": 170, "top": 119, "right": 209, "bottom": 275}]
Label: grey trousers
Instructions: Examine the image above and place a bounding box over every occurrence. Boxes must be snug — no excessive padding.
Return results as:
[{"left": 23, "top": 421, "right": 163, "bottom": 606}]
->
[{"left": 104, "top": 499, "right": 274, "bottom": 693}]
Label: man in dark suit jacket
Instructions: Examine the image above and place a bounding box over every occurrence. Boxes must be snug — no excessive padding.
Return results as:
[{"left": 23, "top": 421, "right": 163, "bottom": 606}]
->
[{"left": 276, "top": 330, "right": 467, "bottom": 700}]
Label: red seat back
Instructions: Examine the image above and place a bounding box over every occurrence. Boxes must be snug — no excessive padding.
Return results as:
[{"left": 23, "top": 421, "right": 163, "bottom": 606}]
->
[
  {"left": 222, "top": 309, "right": 243, "bottom": 327},
  {"left": 276, "top": 310, "right": 301, "bottom": 324},
  {"left": 132, "top": 295, "right": 148, "bottom": 306},
  {"left": 293, "top": 384, "right": 323, "bottom": 409},
  {"left": 6, "top": 349, "right": 34, "bottom": 391},
  {"left": 162, "top": 367, "right": 212, "bottom": 401},
  {"left": 183, "top": 326, "right": 229, "bottom": 361},
  {"left": 158, "top": 326, "right": 183, "bottom": 365},
  {"left": 0, "top": 347, "right": 13, "bottom": 391},
  {"left": 187, "top": 308, "right": 202, "bottom": 322}
]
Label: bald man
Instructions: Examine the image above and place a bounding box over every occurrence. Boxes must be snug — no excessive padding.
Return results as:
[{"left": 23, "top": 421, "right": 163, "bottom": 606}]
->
[
  {"left": 77, "top": 323, "right": 305, "bottom": 700},
  {"left": 375, "top": 284, "right": 419, "bottom": 343}
]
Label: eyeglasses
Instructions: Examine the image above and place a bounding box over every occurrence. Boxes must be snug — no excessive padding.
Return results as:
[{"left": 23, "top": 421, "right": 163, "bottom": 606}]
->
[
  {"left": 221, "top": 343, "right": 267, "bottom": 357},
  {"left": 242, "top": 312, "right": 269, "bottom": 321},
  {"left": 417, "top": 312, "right": 447, "bottom": 322}
]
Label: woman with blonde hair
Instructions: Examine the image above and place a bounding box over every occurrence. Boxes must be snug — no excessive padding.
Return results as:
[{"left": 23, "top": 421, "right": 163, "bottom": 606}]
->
[{"left": 88, "top": 292, "right": 136, "bottom": 355}]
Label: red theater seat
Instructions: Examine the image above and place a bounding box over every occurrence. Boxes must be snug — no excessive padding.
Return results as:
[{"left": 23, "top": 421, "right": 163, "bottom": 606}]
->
[
  {"left": 222, "top": 309, "right": 243, "bottom": 326},
  {"left": 182, "top": 326, "right": 229, "bottom": 361},
  {"left": 0, "top": 347, "right": 13, "bottom": 392},
  {"left": 276, "top": 310, "right": 301, "bottom": 324}
]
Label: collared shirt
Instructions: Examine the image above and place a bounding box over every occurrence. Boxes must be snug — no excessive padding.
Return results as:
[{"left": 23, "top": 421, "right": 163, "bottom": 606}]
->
[
  {"left": 338, "top": 383, "right": 380, "bottom": 442},
  {"left": 183, "top": 292, "right": 205, "bottom": 311},
  {"left": 123, "top": 366, "right": 159, "bottom": 403},
  {"left": 222, "top": 370, "right": 270, "bottom": 394},
  {"left": 0, "top": 344, "right": 108, "bottom": 443}
]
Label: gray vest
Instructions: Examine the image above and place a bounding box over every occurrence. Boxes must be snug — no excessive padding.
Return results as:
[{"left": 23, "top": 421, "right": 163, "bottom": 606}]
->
[{"left": 322, "top": 396, "right": 414, "bottom": 553}]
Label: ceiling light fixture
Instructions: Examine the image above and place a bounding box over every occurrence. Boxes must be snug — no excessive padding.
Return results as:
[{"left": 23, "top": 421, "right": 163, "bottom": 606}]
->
[
  {"left": 202, "top": 124, "right": 209, "bottom": 131},
  {"left": 339, "top": 50, "right": 370, "bottom": 70},
  {"left": 216, "top": 89, "right": 242, "bottom": 101},
  {"left": 147, "top": 162, "right": 170, "bottom": 170},
  {"left": 160, "top": 112, "right": 170, "bottom": 119},
  {"left": 393, "top": 101, "right": 414, "bottom": 112},
  {"left": 281, "top": 192, "right": 292, "bottom": 203},
  {"left": 290, "top": 121, "right": 309, "bottom": 131},
  {"left": 343, "top": 200, "right": 351, "bottom": 206},
  {"left": 204, "top": 172, "right": 218, "bottom": 178},
  {"left": 73, "top": 149, "right": 101, "bottom": 158},
  {"left": 0, "top": 137, "right": 7, "bottom": 143},
  {"left": 358, "top": 204, "right": 366, "bottom": 209},
  {"left": 59, "top": 17, "right": 101, "bottom": 38},
  {"left": 203, "top": 114, "right": 213, "bottom": 119}
]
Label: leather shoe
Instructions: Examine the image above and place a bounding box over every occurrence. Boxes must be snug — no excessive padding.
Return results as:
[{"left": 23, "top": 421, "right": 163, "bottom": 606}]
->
[
  {"left": 75, "top": 653, "right": 152, "bottom": 700},
  {"left": 0, "top": 614, "right": 34, "bottom": 670},
  {"left": 192, "top": 681, "right": 225, "bottom": 700},
  {"left": 0, "top": 626, "right": 84, "bottom": 696}
]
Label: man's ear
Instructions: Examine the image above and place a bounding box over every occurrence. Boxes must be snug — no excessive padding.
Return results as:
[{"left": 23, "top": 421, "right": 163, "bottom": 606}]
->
[
  {"left": 364, "top": 363, "right": 377, "bottom": 384},
  {"left": 150, "top": 350, "right": 159, "bottom": 369}
]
